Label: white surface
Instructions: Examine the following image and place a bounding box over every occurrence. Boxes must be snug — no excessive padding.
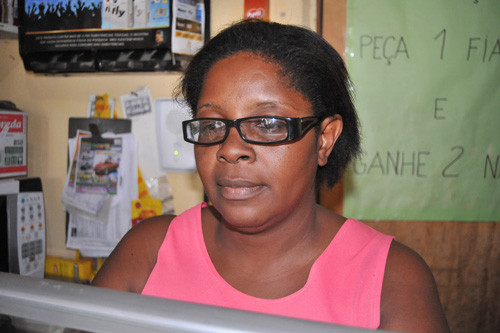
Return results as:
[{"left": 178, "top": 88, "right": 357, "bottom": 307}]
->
[
  {"left": 0, "top": 272, "right": 378, "bottom": 333},
  {"left": 0, "top": 178, "right": 19, "bottom": 195},
  {"left": 156, "top": 98, "right": 196, "bottom": 173}
]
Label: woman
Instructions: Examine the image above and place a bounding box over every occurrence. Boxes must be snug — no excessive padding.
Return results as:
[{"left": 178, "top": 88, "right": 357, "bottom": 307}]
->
[{"left": 92, "top": 20, "right": 449, "bottom": 332}]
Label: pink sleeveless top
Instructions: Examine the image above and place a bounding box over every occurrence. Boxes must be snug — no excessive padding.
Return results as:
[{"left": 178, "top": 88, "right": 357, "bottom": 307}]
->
[{"left": 142, "top": 203, "right": 393, "bottom": 329}]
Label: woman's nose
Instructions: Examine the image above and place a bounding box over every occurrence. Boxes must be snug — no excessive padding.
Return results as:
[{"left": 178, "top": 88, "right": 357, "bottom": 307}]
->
[{"left": 216, "top": 127, "right": 255, "bottom": 164}]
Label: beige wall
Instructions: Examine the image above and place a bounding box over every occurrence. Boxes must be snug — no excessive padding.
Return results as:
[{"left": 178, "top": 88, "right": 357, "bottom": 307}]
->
[{"left": 0, "top": 0, "right": 316, "bottom": 259}]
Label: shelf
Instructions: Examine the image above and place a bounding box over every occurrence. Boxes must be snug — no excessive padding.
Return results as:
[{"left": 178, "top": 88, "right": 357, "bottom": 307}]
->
[{"left": 0, "top": 23, "right": 18, "bottom": 39}]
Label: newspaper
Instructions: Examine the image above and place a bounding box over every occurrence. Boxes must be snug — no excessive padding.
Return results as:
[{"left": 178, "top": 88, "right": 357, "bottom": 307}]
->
[{"left": 64, "top": 132, "right": 138, "bottom": 257}]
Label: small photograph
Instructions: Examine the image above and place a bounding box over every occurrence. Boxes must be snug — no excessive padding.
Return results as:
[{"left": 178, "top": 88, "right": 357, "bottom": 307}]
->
[
  {"left": 155, "top": 29, "right": 165, "bottom": 44},
  {"left": 93, "top": 156, "right": 119, "bottom": 176},
  {"left": 149, "top": 0, "right": 170, "bottom": 27}
]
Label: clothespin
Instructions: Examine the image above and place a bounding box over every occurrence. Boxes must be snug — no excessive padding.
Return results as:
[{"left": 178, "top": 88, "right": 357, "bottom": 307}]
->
[{"left": 88, "top": 123, "right": 102, "bottom": 140}]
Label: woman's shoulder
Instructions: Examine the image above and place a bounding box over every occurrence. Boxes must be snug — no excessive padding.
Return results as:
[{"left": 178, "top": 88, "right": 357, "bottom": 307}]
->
[
  {"left": 383, "top": 241, "right": 435, "bottom": 293},
  {"left": 120, "top": 213, "right": 177, "bottom": 255},
  {"left": 131, "top": 213, "right": 177, "bottom": 238},
  {"left": 380, "top": 241, "right": 449, "bottom": 332},
  {"left": 91, "top": 213, "right": 176, "bottom": 293}
]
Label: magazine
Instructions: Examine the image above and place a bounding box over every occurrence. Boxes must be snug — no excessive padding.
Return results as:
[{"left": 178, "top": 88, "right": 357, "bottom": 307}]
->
[{"left": 75, "top": 136, "right": 122, "bottom": 195}]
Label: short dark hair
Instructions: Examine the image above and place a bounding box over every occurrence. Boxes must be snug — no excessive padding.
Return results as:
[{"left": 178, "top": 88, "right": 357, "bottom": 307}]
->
[{"left": 180, "top": 20, "right": 360, "bottom": 188}]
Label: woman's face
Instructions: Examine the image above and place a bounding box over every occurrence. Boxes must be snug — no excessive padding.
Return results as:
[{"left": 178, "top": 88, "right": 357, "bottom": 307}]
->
[{"left": 195, "top": 52, "right": 327, "bottom": 233}]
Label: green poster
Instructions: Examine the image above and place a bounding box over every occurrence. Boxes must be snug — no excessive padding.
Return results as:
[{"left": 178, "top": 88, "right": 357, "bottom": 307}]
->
[{"left": 344, "top": 0, "right": 500, "bottom": 221}]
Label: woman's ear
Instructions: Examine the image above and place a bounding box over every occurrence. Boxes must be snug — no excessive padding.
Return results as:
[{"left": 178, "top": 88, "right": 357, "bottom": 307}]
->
[{"left": 317, "top": 115, "right": 343, "bottom": 166}]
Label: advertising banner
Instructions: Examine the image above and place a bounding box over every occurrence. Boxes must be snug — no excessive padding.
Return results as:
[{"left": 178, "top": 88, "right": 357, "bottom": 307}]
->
[
  {"left": 18, "top": 0, "right": 209, "bottom": 73},
  {"left": 344, "top": 0, "right": 500, "bottom": 221}
]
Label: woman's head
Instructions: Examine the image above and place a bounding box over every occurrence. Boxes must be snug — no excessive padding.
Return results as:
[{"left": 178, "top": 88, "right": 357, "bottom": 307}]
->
[{"left": 181, "top": 20, "right": 360, "bottom": 188}]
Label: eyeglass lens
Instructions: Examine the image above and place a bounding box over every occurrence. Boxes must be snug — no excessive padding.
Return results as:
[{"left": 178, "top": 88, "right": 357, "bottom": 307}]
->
[{"left": 240, "top": 118, "right": 288, "bottom": 142}]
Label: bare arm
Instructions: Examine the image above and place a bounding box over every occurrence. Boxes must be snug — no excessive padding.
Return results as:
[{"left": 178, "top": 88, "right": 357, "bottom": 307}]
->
[
  {"left": 379, "top": 241, "right": 450, "bottom": 332},
  {"left": 91, "top": 214, "right": 174, "bottom": 293}
]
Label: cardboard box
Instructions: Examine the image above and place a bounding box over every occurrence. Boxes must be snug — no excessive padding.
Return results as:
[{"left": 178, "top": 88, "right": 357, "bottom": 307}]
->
[{"left": 0, "top": 110, "right": 27, "bottom": 178}]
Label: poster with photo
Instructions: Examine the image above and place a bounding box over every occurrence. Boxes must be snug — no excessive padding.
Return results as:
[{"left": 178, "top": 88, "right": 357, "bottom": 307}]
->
[
  {"left": 18, "top": 0, "right": 209, "bottom": 72},
  {"left": 20, "top": 0, "right": 171, "bottom": 52}
]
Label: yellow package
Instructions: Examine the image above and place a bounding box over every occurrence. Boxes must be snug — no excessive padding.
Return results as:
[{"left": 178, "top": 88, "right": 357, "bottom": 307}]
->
[
  {"left": 45, "top": 255, "right": 93, "bottom": 282},
  {"left": 131, "top": 168, "right": 162, "bottom": 226}
]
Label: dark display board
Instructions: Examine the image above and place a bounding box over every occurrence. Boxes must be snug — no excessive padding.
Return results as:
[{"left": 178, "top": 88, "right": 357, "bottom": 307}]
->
[{"left": 18, "top": 0, "right": 210, "bottom": 73}]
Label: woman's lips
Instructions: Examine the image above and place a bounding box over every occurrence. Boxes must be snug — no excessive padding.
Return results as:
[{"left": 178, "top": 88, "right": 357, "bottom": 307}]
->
[{"left": 217, "top": 179, "right": 265, "bottom": 200}]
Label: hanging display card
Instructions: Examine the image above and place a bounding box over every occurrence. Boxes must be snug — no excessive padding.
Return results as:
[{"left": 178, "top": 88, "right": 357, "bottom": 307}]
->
[{"left": 344, "top": 0, "right": 500, "bottom": 221}]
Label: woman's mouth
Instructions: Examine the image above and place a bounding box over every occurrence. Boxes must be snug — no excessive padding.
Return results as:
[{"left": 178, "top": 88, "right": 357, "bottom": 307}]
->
[{"left": 217, "top": 179, "right": 265, "bottom": 200}]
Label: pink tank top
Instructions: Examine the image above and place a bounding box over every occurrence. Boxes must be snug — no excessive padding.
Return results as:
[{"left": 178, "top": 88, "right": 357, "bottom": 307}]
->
[{"left": 142, "top": 203, "right": 393, "bottom": 329}]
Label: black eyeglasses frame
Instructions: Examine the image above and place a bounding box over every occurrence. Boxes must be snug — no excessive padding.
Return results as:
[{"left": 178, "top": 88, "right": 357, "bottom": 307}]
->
[{"left": 182, "top": 115, "right": 325, "bottom": 145}]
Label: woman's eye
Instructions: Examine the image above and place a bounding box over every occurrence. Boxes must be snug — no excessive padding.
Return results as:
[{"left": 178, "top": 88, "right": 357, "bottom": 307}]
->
[
  {"left": 255, "top": 119, "right": 286, "bottom": 132},
  {"left": 202, "top": 123, "right": 216, "bottom": 131},
  {"left": 200, "top": 121, "right": 225, "bottom": 135}
]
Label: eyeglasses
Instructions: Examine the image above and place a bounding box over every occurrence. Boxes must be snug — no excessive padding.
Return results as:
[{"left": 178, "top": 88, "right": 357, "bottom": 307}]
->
[{"left": 182, "top": 116, "right": 323, "bottom": 145}]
